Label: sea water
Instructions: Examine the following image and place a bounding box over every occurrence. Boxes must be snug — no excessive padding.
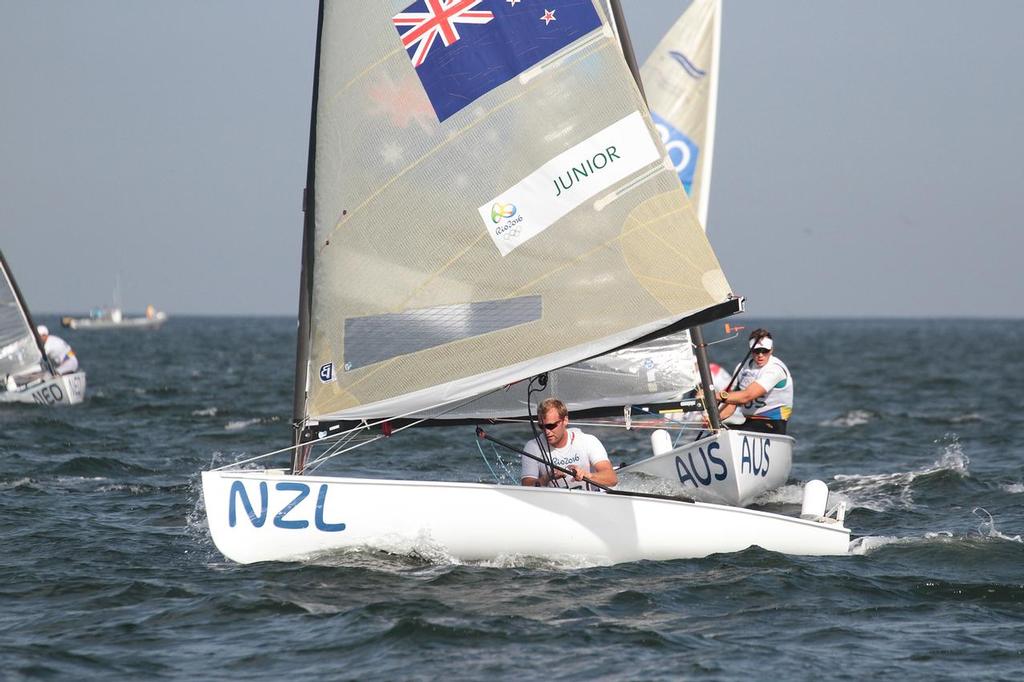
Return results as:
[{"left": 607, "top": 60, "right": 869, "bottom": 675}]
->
[{"left": 1, "top": 317, "right": 1021, "bottom": 680}]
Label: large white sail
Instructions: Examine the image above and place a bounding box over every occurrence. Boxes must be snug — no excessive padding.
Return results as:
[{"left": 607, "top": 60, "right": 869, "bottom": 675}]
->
[
  {"left": 640, "top": 0, "right": 721, "bottom": 228},
  {"left": 0, "top": 251, "right": 46, "bottom": 381},
  {"left": 306, "top": 0, "right": 735, "bottom": 423}
]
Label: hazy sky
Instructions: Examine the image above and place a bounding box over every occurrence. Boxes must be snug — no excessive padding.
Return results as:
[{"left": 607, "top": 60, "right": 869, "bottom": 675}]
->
[{"left": 3, "top": 1, "right": 1022, "bottom": 317}]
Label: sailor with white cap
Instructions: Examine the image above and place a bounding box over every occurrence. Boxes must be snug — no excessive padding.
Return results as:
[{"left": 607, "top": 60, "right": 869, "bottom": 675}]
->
[
  {"left": 716, "top": 329, "right": 793, "bottom": 434},
  {"left": 37, "top": 325, "right": 79, "bottom": 375}
]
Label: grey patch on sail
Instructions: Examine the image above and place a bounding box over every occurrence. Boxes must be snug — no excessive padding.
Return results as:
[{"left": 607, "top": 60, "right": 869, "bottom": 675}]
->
[{"left": 343, "top": 295, "right": 543, "bottom": 370}]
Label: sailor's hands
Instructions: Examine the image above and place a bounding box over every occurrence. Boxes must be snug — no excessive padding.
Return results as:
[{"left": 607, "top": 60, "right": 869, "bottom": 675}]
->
[
  {"left": 569, "top": 465, "right": 588, "bottom": 481},
  {"left": 543, "top": 470, "right": 567, "bottom": 485}
]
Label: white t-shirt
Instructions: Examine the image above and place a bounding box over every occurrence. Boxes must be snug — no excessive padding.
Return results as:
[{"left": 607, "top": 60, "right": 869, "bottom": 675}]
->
[
  {"left": 44, "top": 335, "right": 73, "bottom": 365},
  {"left": 521, "top": 428, "right": 609, "bottom": 491},
  {"left": 732, "top": 356, "right": 793, "bottom": 420}
]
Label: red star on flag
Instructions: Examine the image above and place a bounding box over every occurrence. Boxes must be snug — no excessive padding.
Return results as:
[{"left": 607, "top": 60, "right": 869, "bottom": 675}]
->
[{"left": 540, "top": 9, "right": 556, "bottom": 26}]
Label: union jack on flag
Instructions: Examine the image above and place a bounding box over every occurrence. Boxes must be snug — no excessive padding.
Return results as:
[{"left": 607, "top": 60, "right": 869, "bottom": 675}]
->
[
  {"left": 392, "top": 0, "right": 602, "bottom": 122},
  {"left": 392, "top": 0, "right": 494, "bottom": 68}
]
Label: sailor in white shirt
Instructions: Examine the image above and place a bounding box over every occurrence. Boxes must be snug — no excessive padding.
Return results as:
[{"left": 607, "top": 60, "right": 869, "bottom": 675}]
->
[
  {"left": 717, "top": 330, "right": 793, "bottom": 435},
  {"left": 521, "top": 397, "right": 618, "bottom": 491},
  {"left": 37, "top": 325, "right": 79, "bottom": 375}
]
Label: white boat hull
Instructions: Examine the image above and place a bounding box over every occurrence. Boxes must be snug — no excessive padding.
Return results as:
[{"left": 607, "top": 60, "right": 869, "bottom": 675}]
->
[
  {"left": 62, "top": 312, "right": 167, "bottom": 330},
  {"left": 201, "top": 470, "right": 849, "bottom": 565},
  {"left": 617, "top": 430, "right": 792, "bottom": 507},
  {"left": 0, "top": 371, "right": 87, "bottom": 406}
]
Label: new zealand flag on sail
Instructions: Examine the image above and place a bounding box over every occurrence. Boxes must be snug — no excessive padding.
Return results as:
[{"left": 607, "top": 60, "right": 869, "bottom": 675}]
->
[{"left": 393, "top": 0, "right": 603, "bottom": 122}]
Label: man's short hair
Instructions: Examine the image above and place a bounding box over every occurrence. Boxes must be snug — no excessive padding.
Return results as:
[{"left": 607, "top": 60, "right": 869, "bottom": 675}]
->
[{"left": 537, "top": 397, "right": 568, "bottom": 420}]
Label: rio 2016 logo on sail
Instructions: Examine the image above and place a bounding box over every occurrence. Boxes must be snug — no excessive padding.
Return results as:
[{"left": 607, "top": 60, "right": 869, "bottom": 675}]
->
[
  {"left": 490, "top": 202, "right": 523, "bottom": 239},
  {"left": 228, "top": 481, "right": 346, "bottom": 532}
]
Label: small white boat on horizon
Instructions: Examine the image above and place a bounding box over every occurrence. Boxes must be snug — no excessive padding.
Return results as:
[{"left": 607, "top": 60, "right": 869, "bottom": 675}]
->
[{"left": 61, "top": 304, "right": 168, "bottom": 331}]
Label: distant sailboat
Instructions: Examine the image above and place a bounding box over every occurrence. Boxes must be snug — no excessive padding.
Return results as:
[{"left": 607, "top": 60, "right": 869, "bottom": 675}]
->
[
  {"left": 201, "top": 0, "right": 847, "bottom": 565},
  {"left": 61, "top": 277, "right": 167, "bottom": 330},
  {"left": 0, "top": 249, "right": 87, "bottom": 406}
]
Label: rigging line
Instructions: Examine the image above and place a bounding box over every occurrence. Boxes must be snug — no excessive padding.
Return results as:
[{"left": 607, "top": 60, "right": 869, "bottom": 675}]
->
[
  {"left": 305, "top": 381, "right": 524, "bottom": 471},
  {"left": 307, "top": 379, "right": 514, "bottom": 448},
  {"left": 305, "top": 433, "right": 385, "bottom": 473},
  {"left": 303, "top": 427, "right": 365, "bottom": 470},
  {"left": 212, "top": 378, "right": 529, "bottom": 473},
  {"left": 493, "top": 446, "right": 516, "bottom": 481},
  {"left": 209, "top": 446, "right": 291, "bottom": 471},
  {"left": 210, "top": 420, "right": 373, "bottom": 471},
  {"left": 476, "top": 439, "right": 503, "bottom": 483}
]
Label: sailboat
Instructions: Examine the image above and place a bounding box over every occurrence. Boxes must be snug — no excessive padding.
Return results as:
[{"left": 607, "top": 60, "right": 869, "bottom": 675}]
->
[
  {"left": 641, "top": 0, "right": 721, "bottom": 229},
  {"left": 60, "top": 277, "right": 168, "bottom": 330},
  {"left": 201, "top": 0, "right": 848, "bottom": 565},
  {"left": 607, "top": 0, "right": 790, "bottom": 506},
  {"left": 0, "top": 250, "right": 87, "bottom": 406},
  {"left": 61, "top": 306, "right": 168, "bottom": 330}
]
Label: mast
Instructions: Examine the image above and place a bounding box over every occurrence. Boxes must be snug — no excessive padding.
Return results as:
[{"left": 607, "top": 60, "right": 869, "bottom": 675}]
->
[
  {"left": 0, "top": 249, "right": 55, "bottom": 376},
  {"left": 290, "top": 0, "right": 326, "bottom": 474},
  {"left": 610, "top": 0, "right": 724, "bottom": 429},
  {"left": 608, "top": 0, "right": 645, "bottom": 102}
]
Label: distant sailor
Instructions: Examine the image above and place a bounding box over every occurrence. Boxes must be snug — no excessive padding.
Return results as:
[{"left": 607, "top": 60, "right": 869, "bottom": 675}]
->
[
  {"left": 521, "top": 397, "right": 618, "bottom": 491},
  {"left": 37, "top": 325, "right": 79, "bottom": 375},
  {"left": 717, "top": 329, "right": 793, "bottom": 434}
]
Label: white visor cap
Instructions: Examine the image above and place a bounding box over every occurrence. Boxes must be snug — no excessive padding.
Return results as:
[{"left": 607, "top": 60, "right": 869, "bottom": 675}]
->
[
  {"left": 37, "top": 325, "right": 49, "bottom": 337},
  {"left": 750, "top": 336, "right": 773, "bottom": 351}
]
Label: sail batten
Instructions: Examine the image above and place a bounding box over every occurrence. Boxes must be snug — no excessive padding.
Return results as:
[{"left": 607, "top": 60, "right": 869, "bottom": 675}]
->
[{"left": 306, "top": 1, "right": 736, "bottom": 423}]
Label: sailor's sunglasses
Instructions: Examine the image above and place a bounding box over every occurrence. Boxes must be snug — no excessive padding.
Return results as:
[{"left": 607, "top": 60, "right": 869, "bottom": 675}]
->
[
  {"left": 752, "top": 348, "right": 771, "bottom": 355},
  {"left": 542, "top": 420, "right": 563, "bottom": 430}
]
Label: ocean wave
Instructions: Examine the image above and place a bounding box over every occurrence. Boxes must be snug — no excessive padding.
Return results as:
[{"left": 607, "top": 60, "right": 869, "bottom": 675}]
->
[
  {"left": 753, "top": 483, "right": 805, "bottom": 505},
  {"left": 831, "top": 437, "right": 969, "bottom": 512},
  {"left": 224, "top": 416, "right": 280, "bottom": 431},
  {"left": 51, "top": 456, "right": 154, "bottom": 477},
  {"left": 848, "top": 508, "right": 1022, "bottom": 555},
  {"left": 95, "top": 482, "right": 165, "bottom": 495},
  {"left": 192, "top": 407, "right": 218, "bottom": 417},
  {"left": 0, "top": 477, "right": 33, "bottom": 490},
  {"left": 973, "top": 507, "right": 1023, "bottom": 543},
  {"left": 818, "top": 410, "right": 874, "bottom": 428},
  {"left": 293, "top": 537, "right": 613, "bottom": 571},
  {"left": 1002, "top": 482, "right": 1024, "bottom": 493}
]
